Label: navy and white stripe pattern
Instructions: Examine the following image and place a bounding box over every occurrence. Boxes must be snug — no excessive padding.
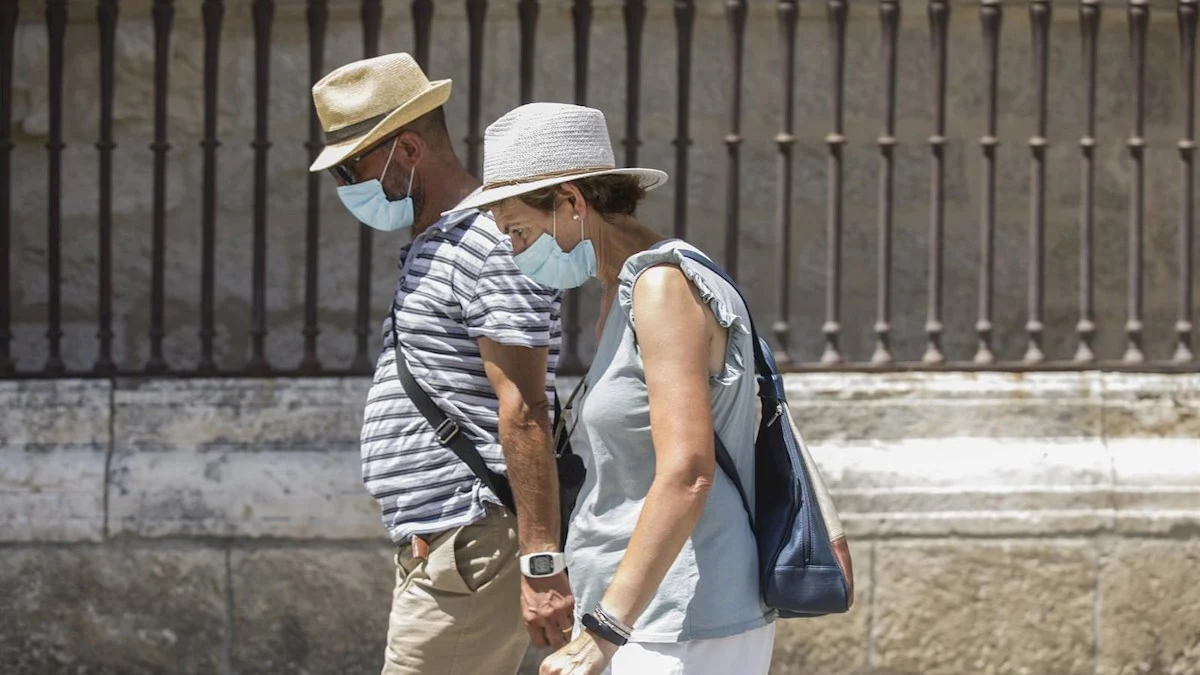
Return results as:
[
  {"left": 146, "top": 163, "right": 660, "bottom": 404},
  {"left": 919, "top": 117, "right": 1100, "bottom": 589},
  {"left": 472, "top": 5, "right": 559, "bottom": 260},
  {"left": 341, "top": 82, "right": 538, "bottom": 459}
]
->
[{"left": 362, "top": 209, "right": 561, "bottom": 543}]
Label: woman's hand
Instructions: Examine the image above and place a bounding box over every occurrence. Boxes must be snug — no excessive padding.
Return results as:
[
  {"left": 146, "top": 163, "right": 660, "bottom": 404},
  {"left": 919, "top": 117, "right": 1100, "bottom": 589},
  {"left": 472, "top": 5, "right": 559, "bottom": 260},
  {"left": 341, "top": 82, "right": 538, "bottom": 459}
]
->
[{"left": 538, "top": 630, "right": 619, "bottom": 675}]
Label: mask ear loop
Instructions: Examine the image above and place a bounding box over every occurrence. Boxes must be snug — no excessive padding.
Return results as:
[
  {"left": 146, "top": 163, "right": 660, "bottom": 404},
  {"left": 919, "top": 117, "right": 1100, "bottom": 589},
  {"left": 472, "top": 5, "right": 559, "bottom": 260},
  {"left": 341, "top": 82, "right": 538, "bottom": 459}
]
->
[
  {"left": 378, "top": 137, "right": 400, "bottom": 185},
  {"left": 404, "top": 156, "right": 416, "bottom": 198}
]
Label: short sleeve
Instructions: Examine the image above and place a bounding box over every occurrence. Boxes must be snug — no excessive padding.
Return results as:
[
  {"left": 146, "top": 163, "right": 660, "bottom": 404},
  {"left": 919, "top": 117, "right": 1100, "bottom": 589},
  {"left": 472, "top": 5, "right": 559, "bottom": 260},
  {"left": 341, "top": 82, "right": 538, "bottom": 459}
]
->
[
  {"left": 617, "top": 243, "right": 751, "bottom": 386},
  {"left": 461, "top": 236, "right": 558, "bottom": 347}
]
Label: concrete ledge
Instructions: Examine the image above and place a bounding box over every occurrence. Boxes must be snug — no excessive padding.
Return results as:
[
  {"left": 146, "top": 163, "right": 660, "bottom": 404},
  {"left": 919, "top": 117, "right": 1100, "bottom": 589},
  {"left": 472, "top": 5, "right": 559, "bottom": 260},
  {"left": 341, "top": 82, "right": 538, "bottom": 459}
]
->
[{"left": 1, "top": 374, "right": 1196, "bottom": 542}]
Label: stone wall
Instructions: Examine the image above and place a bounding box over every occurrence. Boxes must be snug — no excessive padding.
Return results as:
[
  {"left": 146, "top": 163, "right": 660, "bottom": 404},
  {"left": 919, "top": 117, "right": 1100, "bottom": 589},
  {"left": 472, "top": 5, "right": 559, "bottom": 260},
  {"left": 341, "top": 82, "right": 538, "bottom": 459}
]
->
[
  {"left": 6, "top": 0, "right": 1200, "bottom": 373},
  {"left": 2, "top": 372, "right": 1198, "bottom": 674}
]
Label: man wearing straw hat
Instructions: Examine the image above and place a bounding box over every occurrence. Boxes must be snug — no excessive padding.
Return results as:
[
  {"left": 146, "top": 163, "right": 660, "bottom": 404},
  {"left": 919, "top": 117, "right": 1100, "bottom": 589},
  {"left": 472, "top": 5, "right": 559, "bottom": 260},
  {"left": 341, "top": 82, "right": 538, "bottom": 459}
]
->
[{"left": 309, "top": 53, "right": 574, "bottom": 675}]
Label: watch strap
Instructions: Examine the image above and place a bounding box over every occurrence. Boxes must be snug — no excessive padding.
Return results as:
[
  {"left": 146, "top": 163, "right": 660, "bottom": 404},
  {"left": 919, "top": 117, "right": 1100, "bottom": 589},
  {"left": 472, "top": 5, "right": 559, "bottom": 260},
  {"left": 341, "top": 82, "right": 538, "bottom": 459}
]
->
[
  {"left": 520, "top": 552, "right": 567, "bottom": 578},
  {"left": 581, "top": 612, "right": 629, "bottom": 647}
]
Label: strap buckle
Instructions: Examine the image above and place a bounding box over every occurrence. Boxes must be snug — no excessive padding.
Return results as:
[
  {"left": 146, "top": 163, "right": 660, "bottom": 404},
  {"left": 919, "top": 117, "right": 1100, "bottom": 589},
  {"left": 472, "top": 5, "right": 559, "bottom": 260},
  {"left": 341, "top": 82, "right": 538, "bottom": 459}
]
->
[{"left": 434, "top": 418, "right": 460, "bottom": 444}]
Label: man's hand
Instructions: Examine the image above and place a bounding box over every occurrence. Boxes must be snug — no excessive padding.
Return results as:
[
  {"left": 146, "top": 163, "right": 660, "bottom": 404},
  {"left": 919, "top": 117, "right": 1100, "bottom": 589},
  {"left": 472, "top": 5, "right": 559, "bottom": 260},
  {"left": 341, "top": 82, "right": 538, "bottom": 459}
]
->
[{"left": 522, "top": 572, "right": 576, "bottom": 648}]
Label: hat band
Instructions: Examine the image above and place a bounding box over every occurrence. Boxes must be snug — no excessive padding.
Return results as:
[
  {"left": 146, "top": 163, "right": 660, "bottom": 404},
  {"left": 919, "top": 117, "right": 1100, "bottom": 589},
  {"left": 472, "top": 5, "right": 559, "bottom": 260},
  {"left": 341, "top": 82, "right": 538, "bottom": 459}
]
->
[
  {"left": 482, "top": 166, "right": 615, "bottom": 190},
  {"left": 323, "top": 105, "right": 399, "bottom": 145}
]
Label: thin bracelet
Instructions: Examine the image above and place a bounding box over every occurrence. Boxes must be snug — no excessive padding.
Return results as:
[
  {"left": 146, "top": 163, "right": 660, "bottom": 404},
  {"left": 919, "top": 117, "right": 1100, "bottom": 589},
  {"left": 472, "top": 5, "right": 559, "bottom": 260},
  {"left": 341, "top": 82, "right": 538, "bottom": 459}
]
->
[{"left": 594, "top": 604, "right": 633, "bottom": 640}]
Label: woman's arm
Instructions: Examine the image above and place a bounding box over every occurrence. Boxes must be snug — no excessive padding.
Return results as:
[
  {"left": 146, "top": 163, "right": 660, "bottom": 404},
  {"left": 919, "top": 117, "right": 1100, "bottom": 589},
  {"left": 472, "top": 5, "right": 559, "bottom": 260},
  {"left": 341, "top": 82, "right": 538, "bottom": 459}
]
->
[{"left": 595, "top": 263, "right": 724, "bottom": 625}]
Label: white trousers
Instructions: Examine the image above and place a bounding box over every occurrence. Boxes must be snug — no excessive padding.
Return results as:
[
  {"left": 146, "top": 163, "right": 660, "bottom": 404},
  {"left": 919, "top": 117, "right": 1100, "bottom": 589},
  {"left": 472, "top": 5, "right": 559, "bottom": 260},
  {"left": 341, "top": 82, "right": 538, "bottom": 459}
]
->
[{"left": 604, "top": 622, "right": 776, "bottom": 675}]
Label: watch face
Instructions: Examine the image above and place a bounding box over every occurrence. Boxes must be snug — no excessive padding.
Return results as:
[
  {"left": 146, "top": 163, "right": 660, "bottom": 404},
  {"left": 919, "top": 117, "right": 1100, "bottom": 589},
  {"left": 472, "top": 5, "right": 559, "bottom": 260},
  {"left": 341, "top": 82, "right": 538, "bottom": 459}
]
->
[{"left": 530, "top": 555, "right": 554, "bottom": 576}]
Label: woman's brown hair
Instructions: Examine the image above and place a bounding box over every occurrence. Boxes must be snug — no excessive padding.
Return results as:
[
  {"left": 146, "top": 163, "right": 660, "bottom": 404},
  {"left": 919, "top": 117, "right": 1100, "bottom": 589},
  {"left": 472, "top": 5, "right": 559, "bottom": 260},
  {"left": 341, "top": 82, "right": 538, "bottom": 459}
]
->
[{"left": 517, "top": 174, "right": 646, "bottom": 217}]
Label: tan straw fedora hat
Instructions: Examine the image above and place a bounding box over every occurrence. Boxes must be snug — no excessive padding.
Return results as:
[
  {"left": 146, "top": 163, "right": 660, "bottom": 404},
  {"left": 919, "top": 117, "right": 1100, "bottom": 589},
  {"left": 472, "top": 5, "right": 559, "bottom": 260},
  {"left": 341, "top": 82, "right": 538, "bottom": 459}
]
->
[
  {"left": 309, "top": 53, "right": 451, "bottom": 173},
  {"left": 445, "top": 102, "right": 667, "bottom": 214}
]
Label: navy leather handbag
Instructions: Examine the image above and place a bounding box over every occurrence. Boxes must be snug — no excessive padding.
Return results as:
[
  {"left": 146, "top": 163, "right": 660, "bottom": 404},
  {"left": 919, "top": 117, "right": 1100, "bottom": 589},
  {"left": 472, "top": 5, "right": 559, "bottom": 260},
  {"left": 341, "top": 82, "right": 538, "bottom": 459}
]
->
[{"left": 673, "top": 246, "right": 855, "bottom": 618}]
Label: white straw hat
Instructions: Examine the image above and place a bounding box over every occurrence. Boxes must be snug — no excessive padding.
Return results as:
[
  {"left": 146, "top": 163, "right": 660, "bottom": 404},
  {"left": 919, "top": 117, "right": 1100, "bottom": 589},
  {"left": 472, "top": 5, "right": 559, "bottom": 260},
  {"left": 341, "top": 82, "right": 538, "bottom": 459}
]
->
[
  {"left": 445, "top": 102, "right": 668, "bottom": 214},
  {"left": 309, "top": 53, "right": 451, "bottom": 173}
]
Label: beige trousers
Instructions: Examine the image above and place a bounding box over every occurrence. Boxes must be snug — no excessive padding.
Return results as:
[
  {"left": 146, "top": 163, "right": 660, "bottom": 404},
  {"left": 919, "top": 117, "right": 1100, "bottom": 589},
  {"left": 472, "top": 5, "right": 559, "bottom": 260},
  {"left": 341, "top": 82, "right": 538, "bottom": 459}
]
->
[{"left": 381, "top": 507, "right": 529, "bottom": 675}]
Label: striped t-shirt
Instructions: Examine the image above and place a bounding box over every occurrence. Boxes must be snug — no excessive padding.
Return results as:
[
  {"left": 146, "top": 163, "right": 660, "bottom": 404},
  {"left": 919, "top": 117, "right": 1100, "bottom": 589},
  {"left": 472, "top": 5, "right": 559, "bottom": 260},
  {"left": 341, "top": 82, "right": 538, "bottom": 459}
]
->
[{"left": 361, "top": 209, "right": 562, "bottom": 543}]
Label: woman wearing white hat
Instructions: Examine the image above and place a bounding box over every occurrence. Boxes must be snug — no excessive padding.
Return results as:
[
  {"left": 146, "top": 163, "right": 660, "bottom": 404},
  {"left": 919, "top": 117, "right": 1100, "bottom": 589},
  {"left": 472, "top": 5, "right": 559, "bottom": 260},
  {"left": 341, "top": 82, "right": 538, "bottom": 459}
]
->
[{"left": 450, "top": 103, "right": 775, "bottom": 675}]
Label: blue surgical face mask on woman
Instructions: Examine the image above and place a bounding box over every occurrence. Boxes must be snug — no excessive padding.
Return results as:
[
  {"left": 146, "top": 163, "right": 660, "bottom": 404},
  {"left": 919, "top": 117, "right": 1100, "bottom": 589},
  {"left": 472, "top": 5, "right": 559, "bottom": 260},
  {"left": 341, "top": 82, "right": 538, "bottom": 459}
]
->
[
  {"left": 336, "top": 139, "right": 417, "bottom": 232},
  {"left": 513, "top": 207, "right": 597, "bottom": 289}
]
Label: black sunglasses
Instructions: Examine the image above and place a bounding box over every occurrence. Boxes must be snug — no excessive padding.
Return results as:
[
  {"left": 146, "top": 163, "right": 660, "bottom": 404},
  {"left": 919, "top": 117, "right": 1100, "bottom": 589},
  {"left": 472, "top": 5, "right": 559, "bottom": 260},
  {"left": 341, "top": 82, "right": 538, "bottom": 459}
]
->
[
  {"left": 328, "top": 159, "right": 360, "bottom": 185},
  {"left": 328, "top": 135, "right": 401, "bottom": 185}
]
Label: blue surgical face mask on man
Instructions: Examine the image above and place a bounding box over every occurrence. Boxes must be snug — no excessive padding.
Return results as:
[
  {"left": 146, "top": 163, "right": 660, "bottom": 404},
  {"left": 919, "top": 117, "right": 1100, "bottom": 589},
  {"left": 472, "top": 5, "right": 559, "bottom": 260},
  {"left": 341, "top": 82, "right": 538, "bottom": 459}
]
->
[
  {"left": 336, "top": 139, "right": 416, "bottom": 232},
  {"left": 513, "top": 207, "right": 597, "bottom": 289}
]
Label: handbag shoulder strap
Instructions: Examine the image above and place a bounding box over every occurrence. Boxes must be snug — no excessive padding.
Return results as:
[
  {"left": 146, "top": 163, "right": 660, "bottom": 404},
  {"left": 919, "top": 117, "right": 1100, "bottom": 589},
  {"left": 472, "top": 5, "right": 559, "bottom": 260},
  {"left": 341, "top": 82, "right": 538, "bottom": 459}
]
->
[
  {"left": 647, "top": 241, "right": 766, "bottom": 532},
  {"left": 389, "top": 317, "right": 516, "bottom": 512}
]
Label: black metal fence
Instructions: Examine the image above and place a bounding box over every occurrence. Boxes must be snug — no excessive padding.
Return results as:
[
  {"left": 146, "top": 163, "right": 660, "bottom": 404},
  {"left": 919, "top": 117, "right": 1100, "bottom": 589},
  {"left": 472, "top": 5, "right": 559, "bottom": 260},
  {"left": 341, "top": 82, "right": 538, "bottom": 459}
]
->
[{"left": 0, "top": 0, "right": 1196, "bottom": 378}]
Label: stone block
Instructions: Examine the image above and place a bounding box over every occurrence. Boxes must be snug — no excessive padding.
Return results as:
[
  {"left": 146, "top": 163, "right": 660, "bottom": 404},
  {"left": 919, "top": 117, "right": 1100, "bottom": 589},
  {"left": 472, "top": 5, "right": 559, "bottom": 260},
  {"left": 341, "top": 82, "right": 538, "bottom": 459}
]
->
[
  {"left": 230, "top": 547, "right": 395, "bottom": 675},
  {"left": 0, "top": 379, "right": 111, "bottom": 541},
  {"left": 785, "top": 371, "right": 1105, "bottom": 442},
  {"left": 1101, "top": 373, "right": 1200, "bottom": 439},
  {"left": 1110, "top": 438, "right": 1200, "bottom": 536},
  {"left": 818, "top": 439, "right": 1116, "bottom": 538},
  {"left": 771, "top": 542, "right": 872, "bottom": 675},
  {"left": 873, "top": 540, "right": 1096, "bottom": 675},
  {"left": 112, "top": 377, "right": 364, "bottom": 451},
  {"left": 0, "top": 547, "right": 225, "bottom": 675},
  {"left": 107, "top": 444, "right": 382, "bottom": 539},
  {"left": 1098, "top": 540, "right": 1200, "bottom": 675},
  {"left": 109, "top": 378, "right": 381, "bottom": 538}
]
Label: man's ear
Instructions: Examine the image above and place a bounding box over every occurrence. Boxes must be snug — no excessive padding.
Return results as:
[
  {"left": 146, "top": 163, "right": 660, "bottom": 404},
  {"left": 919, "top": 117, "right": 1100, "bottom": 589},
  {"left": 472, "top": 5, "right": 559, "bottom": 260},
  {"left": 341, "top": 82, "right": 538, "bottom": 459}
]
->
[{"left": 396, "top": 131, "right": 424, "bottom": 168}]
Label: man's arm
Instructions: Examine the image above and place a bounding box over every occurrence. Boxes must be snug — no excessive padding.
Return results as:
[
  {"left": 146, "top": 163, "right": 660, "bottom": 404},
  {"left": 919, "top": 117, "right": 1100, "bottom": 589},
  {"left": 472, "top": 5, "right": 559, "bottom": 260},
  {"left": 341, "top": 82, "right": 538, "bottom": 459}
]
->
[
  {"left": 478, "top": 338, "right": 559, "bottom": 551},
  {"left": 478, "top": 338, "right": 574, "bottom": 648}
]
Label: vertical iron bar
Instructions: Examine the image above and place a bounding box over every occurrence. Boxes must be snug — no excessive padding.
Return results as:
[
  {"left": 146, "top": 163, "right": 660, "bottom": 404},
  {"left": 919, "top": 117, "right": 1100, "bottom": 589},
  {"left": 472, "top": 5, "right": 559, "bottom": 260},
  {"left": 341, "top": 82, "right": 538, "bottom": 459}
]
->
[
  {"left": 1025, "top": 0, "right": 1051, "bottom": 363},
  {"left": 44, "top": 0, "right": 66, "bottom": 375},
  {"left": 352, "top": 0, "right": 382, "bottom": 373},
  {"left": 466, "top": 0, "right": 487, "bottom": 176},
  {"left": 873, "top": 0, "right": 900, "bottom": 365},
  {"left": 362, "top": 0, "right": 381, "bottom": 57},
  {"left": 672, "top": 0, "right": 695, "bottom": 240},
  {"left": 572, "top": 0, "right": 591, "bottom": 107},
  {"left": 623, "top": 0, "right": 645, "bottom": 168},
  {"left": 301, "top": 0, "right": 326, "bottom": 374},
  {"left": 1176, "top": 0, "right": 1196, "bottom": 362},
  {"left": 775, "top": 0, "right": 799, "bottom": 364},
  {"left": 1125, "top": 0, "right": 1148, "bottom": 363},
  {"left": 412, "top": 0, "right": 432, "bottom": 70},
  {"left": 976, "top": 0, "right": 1002, "bottom": 364},
  {"left": 95, "top": 0, "right": 117, "bottom": 374},
  {"left": 147, "top": 0, "right": 173, "bottom": 373},
  {"left": 0, "top": 0, "right": 15, "bottom": 376},
  {"left": 198, "top": 0, "right": 223, "bottom": 374},
  {"left": 823, "top": 0, "right": 846, "bottom": 365},
  {"left": 560, "top": 0, "right": 592, "bottom": 375},
  {"left": 724, "top": 0, "right": 747, "bottom": 279},
  {"left": 518, "top": 0, "right": 538, "bottom": 104},
  {"left": 248, "top": 0, "right": 274, "bottom": 374},
  {"left": 924, "top": 0, "right": 949, "bottom": 364},
  {"left": 1076, "top": 0, "right": 1100, "bottom": 362}
]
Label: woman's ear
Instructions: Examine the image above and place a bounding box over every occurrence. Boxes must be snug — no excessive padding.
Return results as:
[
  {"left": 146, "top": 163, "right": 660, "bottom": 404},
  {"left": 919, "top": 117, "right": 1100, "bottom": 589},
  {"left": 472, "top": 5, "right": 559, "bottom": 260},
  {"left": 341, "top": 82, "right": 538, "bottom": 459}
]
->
[{"left": 560, "top": 182, "right": 588, "bottom": 222}]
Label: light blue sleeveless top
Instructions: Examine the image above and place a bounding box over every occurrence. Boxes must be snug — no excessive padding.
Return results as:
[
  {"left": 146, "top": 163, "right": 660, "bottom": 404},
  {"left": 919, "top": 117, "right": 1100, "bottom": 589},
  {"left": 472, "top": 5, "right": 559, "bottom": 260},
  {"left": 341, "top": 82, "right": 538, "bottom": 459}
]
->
[{"left": 565, "top": 240, "right": 774, "bottom": 643}]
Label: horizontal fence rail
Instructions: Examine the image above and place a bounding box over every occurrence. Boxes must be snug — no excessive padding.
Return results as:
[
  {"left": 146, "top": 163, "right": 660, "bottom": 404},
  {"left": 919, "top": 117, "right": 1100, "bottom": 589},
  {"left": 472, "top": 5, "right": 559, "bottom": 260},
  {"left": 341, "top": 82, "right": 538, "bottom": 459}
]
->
[{"left": 0, "top": 0, "right": 1196, "bottom": 378}]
